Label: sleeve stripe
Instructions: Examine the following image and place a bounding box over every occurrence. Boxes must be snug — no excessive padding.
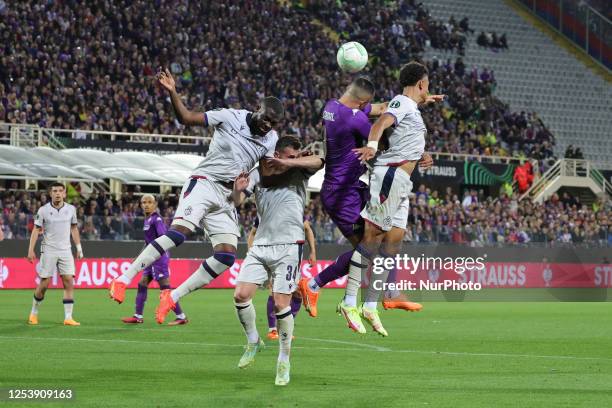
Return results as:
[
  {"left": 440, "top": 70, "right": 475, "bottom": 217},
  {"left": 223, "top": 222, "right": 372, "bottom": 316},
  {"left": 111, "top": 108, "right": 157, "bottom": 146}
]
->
[{"left": 203, "top": 112, "right": 208, "bottom": 127}]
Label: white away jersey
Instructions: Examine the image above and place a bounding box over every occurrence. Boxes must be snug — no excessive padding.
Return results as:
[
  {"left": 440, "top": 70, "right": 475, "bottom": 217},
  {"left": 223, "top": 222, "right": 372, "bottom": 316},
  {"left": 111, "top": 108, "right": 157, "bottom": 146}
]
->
[
  {"left": 376, "top": 95, "right": 426, "bottom": 166},
  {"left": 34, "top": 203, "right": 77, "bottom": 252},
  {"left": 248, "top": 168, "right": 312, "bottom": 246},
  {"left": 192, "top": 109, "right": 278, "bottom": 182}
]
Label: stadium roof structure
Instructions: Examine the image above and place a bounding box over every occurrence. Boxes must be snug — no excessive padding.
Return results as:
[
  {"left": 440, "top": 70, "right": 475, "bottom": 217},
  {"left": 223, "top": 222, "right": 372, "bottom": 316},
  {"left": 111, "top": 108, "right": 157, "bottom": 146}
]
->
[
  {"left": 0, "top": 157, "right": 41, "bottom": 179},
  {"left": 31, "top": 147, "right": 110, "bottom": 181},
  {"left": 114, "top": 152, "right": 192, "bottom": 185},
  {"left": 60, "top": 149, "right": 178, "bottom": 186},
  {"left": 0, "top": 145, "right": 100, "bottom": 182},
  {"left": 164, "top": 154, "right": 203, "bottom": 172}
]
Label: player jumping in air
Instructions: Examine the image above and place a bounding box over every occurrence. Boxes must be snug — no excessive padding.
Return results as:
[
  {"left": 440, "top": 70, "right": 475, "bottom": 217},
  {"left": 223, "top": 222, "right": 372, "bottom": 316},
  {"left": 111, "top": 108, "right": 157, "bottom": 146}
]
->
[
  {"left": 297, "top": 77, "right": 438, "bottom": 321},
  {"left": 27, "top": 182, "right": 83, "bottom": 326},
  {"left": 232, "top": 135, "right": 324, "bottom": 385},
  {"left": 337, "top": 61, "right": 439, "bottom": 336},
  {"left": 121, "top": 194, "right": 188, "bottom": 325},
  {"left": 247, "top": 217, "right": 316, "bottom": 340},
  {"left": 108, "top": 69, "right": 284, "bottom": 325}
]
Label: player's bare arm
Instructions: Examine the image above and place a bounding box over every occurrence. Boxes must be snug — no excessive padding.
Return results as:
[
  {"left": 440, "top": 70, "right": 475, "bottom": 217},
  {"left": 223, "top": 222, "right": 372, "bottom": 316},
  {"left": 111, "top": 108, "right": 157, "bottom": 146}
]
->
[
  {"left": 231, "top": 172, "right": 251, "bottom": 206},
  {"left": 265, "top": 155, "right": 324, "bottom": 173},
  {"left": 246, "top": 226, "right": 257, "bottom": 249},
  {"left": 419, "top": 152, "right": 434, "bottom": 169},
  {"left": 353, "top": 112, "right": 395, "bottom": 162},
  {"left": 420, "top": 94, "right": 445, "bottom": 105},
  {"left": 369, "top": 102, "right": 389, "bottom": 116},
  {"left": 304, "top": 220, "right": 317, "bottom": 266},
  {"left": 27, "top": 226, "right": 41, "bottom": 263},
  {"left": 71, "top": 224, "right": 84, "bottom": 259},
  {"left": 157, "top": 68, "right": 205, "bottom": 126}
]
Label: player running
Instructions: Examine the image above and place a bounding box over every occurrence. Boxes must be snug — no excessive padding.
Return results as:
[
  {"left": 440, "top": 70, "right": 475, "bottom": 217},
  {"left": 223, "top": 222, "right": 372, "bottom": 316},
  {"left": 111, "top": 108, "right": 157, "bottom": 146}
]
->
[
  {"left": 121, "top": 194, "right": 188, "bottom": 325},
  {"left": 27, "top": 182, "right": 83, "bottom": 326},
  {"left": 297, "top": 77, "right": 434, "bottom": 320},
  {"left": 108, "top": 69, "right": 284, "bottom": 326},
  {"left": 247, "top": 217, "right": 316, "bottom": 340},
  {"left": 339, "top": 61, "right": 438, "bottom": 336},
  {"left": 232, "top": 136, "right": 324, "bottom": 386}
]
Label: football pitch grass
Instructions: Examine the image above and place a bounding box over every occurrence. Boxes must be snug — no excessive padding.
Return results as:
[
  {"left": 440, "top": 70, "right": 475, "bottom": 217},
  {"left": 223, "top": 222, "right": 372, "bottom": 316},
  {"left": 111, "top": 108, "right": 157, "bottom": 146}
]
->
[{"left": 1, "top": 289, "right": 611, "bottom": 407}]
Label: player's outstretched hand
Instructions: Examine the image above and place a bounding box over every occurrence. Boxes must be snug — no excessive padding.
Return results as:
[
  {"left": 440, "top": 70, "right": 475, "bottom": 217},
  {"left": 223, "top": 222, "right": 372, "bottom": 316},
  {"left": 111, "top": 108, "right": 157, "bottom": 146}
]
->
[
  {"left": 234, "top": 172, "right": 250, "bottom": 193},
  {"left": 265, "top": 157, "right": 291, "bottom": 174},
  {"left": 298, "top": 150, "right": 313, "bottom": 157},
  {"left": 157, "top": 68, "right": 176, "bottom": 92},
  {"left": 308, "top": 252, "right": 317, "bottom": 267},
  {"left": 27, "top": 249, "right": 36, "bottom": 263},
  {"left": 353, "top": 146, "right": 376, "bottom": 163},
  {"left": 419, "top": 152, "right": 434, "bottom": 169},
  {"left": 423, "top": 94, "right": 445, "bottom": 105}
]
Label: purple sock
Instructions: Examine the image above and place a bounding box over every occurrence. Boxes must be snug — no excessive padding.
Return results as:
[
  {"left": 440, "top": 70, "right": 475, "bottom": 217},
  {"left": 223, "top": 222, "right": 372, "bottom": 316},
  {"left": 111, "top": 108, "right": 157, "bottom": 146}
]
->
[
  {"left": 135, "top": 284, "right": 148, "bottom": 315},
  {"left": 386, "top": 267, "right": 398, "bottom": 284},
  {"left": 290, "top": 296, "right": 302, "bottom": 318},
  {"left": 314, "top": 250, "right": 353, "bottom": 287},
  {"left": 266, "top": 295, "right": 276, "bottom": 329}
]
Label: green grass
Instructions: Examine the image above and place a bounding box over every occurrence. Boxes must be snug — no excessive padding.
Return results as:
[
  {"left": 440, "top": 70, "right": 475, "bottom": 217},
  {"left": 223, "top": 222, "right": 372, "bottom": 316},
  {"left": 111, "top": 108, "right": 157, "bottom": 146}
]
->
[{"left": 1, "top": 289, "right": 611, "bottom": 407}]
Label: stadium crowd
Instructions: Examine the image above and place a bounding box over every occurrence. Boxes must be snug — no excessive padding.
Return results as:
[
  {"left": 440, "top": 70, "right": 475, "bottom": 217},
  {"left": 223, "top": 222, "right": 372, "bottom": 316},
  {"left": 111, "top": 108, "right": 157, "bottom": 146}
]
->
[
  {"left": 1, "top": 189, "right": 609, "bottom": 247},
  {"left": 1, "top": 0, "right": 554, "bottom": 160}
]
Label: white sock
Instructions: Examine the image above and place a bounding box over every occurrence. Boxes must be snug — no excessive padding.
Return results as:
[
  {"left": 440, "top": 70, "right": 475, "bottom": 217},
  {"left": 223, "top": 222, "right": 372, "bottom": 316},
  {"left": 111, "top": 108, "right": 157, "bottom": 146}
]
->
[
  {"left": 63, "top": 299, "right": 74, "bottom": 320},
  {"left": 268, "top": 327, "right": 277, "bottom": 332},
  {"left": 31, "top": 296, "right": 43, "bottom": 315},
  {"left": 171, "top": 256, "right": 227, "bottom": 302},
  {"left": 343, "top": 294, "right": 357, "bottom": 307},
  {"left": 118, "top": 236, "right": 176, "bottom": 284},
  {"left": 363, "top": 301, "right": 378, "bottom": 310},
  {"left": 235, "top": 300, "right": 259, "bottom": 344},
  {"left": 365, "top": 257, "right": 389, "bottom": 304},
  {"left": 175, "top": 313, "right": 186, "bottom": 319},
  {"left": 134, "top": 314, "right": 143, "bottom": 319},
  {"left": 307, "top": 278, "right": 320, "bottom": 292},
  {"left": 276, "top": 306, "right": 293, "bottom": 362},
  {"left": 346, "top": 248, "right": 369, "bottom": 300}
]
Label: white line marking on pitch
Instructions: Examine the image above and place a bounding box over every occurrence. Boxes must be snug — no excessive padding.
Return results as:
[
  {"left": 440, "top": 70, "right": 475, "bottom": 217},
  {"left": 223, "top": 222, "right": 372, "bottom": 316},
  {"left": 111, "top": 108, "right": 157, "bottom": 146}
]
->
[
  {"left": 39, "top": 324, "right": 391, "bottom": 352},
  {"left": 0, "top": 335, "right": 368, "bottom": 353},
  {"left": 1, "top": 335, "right": 611, "bottom": 362}
]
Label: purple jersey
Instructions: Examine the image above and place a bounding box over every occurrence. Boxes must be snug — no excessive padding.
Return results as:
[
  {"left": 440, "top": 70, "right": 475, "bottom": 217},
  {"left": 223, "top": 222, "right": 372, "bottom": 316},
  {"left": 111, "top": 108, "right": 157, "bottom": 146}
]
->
[
  {"left": 144, "top": 212, "right": 169, "bottom": 267},
  {"left": 322, "top": 100, "right": 372, "bottom": 186}
]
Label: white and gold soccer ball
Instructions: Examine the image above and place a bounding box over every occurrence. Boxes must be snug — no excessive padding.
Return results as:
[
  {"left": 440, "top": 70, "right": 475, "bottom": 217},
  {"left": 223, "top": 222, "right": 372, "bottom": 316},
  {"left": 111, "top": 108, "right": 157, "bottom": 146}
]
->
[{"left": 336, "top": 41, "right": 368, "bottom": 73}]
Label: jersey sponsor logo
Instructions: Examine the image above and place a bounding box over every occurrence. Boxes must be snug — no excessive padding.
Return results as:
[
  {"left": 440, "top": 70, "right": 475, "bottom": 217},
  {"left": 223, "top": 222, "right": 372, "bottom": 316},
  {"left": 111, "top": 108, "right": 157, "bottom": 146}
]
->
[
  {"left": 389, "top": 100, "right": 401, "bottom": 108},
  {"left": 322, "top": 111, "right": 335, "bottom": 121}
]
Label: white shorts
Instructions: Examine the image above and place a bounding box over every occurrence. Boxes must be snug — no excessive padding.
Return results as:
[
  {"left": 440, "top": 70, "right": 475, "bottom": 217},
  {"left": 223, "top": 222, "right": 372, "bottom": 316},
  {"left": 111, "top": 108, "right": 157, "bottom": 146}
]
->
[
  {"left": 237, "top": 244, "right": 303, "bottom": 294},
  {"left": 174, "top": 177, "right": 240, "bottom": 239},
  {"left": 37, "top": 251, "right": 75, "bottom": 278},
  {"left": 361, "top": 166, "right": 413, "bottom": 231}
]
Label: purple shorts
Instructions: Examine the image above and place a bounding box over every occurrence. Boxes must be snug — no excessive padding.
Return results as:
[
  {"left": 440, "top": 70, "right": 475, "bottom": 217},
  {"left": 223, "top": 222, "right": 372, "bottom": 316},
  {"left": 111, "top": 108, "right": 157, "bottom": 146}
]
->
[
  {"left": 143, "top": 263, "right": 169, "bottom": 281},
  {"left": 320, "top": 181, "right": 368, "bottom": 239}
]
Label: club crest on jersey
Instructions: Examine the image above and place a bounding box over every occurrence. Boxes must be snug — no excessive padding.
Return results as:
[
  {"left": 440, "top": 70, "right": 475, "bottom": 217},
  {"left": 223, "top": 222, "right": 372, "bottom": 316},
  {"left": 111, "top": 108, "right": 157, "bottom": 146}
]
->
[
  {"left": 383, "top": 216, "right": 392, "bottom": 227},
  {"left": 184, "top": 206, "right": 193, "bottom": 216}
]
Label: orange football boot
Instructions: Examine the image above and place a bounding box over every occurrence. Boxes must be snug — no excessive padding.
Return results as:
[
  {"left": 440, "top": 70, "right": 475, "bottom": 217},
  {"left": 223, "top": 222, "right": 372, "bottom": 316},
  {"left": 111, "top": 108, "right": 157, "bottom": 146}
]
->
[
  {"left": 156, "top": 289, "right": 176, "bottom": 324},
  {"left": 298, "top": 278, "right": 319, "bottom": 317},
  {"left": 382, "top": 293, "right": 423, "bottom": 312},
  {"left": 28, "top": 314, "right": 38, "bottom": 325},
  {"left": 63, "top": 319, "right": 81, "bottom": 326},
  {"left": 109, "top": 279, "right": 127, "bottom": 304}
]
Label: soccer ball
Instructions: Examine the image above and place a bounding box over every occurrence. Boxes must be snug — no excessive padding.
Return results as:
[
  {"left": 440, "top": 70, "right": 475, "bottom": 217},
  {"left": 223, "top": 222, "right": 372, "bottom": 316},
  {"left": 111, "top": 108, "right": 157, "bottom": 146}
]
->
[{"left": 336, "top": 42, "right": 368, "bottom": 73}]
